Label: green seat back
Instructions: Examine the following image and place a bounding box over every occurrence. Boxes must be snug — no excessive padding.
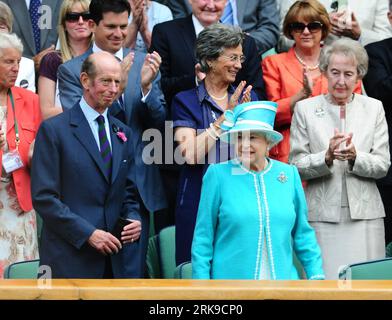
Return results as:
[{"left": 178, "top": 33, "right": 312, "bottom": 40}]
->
[
  {"left": 146, "top": 234, "right": 161, "bottom": 278},
  {"left": 158, "top": 226, "right": 176, "bottom": 278},
  {"left": 174, "top": 262, "right": 192, "bottom": 279},
  {"left": 339, "top": 258, "right": 392, "bottom": 280},
  {"left": 386, "top": 242, "right": 392, "bottom": 258},
  {"left": 3, "top": 259, "right": 40, "bottom": 279}
]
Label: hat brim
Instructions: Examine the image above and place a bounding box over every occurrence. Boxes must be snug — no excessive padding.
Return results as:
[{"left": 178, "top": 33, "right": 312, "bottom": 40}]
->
[{"left": 220, "top": 127, "right": 283, "bottom": 147}]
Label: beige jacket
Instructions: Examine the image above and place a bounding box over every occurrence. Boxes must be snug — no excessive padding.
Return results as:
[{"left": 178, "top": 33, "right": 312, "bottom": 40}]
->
[{"left": 290, "top": 94, "right": 390, "bottom": 222}]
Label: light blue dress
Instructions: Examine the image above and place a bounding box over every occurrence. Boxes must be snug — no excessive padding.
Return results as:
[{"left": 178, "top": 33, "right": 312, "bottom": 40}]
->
[{"left": 191, "top": 159, "right": 325, "bottom": 280}]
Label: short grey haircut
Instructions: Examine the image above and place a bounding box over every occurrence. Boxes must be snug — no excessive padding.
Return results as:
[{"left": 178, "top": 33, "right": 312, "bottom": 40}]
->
[
  {"left": 0, "top": 2, "right": 13, "bottom": 32},
  {"left": 0, "top": 33, "right": 23, "bottom": 57},
  {"left": 196, "top": 23, "right": 244, "bottom": 73},
  {"left": 320, "top": 38, "right": 368, "bottom": 79}
]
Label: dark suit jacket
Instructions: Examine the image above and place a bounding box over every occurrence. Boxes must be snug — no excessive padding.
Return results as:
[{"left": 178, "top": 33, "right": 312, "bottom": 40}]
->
[
  {"left": 31, "top": 104, "right": 141, "bottom": 278},
  {"left": 2, "top": 0, "right": 61, "bottom": 58},
  {"left": 364, "top": 38, "right": 392, "bottom": 184},
  {"left": 57, "top": 47, "right": 167, "bottom": 212},
  {"left": 166, "top": 0, "right": 279, "bottom": 54},
  {"left": 150, "top": 15, "right": 266, "bottom": 108}
]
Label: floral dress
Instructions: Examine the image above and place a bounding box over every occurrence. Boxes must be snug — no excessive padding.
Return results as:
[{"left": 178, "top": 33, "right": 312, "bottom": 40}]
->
[{"left": 0, "top": 105, "right": 38, "bottom": 278}]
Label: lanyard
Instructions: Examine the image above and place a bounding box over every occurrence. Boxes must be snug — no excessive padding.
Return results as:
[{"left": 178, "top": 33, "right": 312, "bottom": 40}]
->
[{"left": 7, "top": 89, "right": 20, "bottom": 150}]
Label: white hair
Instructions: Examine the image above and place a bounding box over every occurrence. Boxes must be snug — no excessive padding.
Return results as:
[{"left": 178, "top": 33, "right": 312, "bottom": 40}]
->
[{"left": 0, "top": 32, "right": 23, "bottom": 57}]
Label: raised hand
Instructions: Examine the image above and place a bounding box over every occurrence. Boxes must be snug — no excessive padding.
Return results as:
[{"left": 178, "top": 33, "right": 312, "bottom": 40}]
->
[
  {"left": 240, "top": 84, "right": 253, "bottom": 104},
  {"left": 141, "top": 50, "right": 161, "bottom": 95},
  {"left": 118, "top": 51, "right": 134, "bottom": 94},
  {"left": 325, "top": 128, "right": 352, "bottom": 165},
  {"left": 228, "top": 80, "right": 247, "bottom": 110}
]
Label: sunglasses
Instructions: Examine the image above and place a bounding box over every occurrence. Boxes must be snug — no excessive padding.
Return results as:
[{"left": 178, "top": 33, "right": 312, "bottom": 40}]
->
[
  {"left": 289, "top": 21, "right": 323, "bottom": 33},
  {"left": 65, "top": 12, "right": 90, "bottom": 22}
]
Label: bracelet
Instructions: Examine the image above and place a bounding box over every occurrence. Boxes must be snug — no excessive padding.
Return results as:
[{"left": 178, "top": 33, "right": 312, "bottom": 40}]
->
[
  {"left": 210, "top": 122, "right": 221, "bottom": 138},
  {"left": 205, "top": 127, "right": 218, "bottom": 140}
]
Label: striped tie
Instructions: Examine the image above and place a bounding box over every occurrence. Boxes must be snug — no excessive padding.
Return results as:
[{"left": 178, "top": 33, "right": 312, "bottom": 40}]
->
[{"left": 96, "top": 115, "right": 112, "bottom": 178}]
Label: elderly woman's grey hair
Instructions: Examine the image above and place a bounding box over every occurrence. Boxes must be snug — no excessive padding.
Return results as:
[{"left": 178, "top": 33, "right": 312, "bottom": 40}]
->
[
  {"left": 320, "top": 38, "right": 369, "bottom": 79},
  {"left": 0, "top": 33, "right": 23, "bottom": 57},
  {"left": 0, "top": 2, "right": 13, "bottom": 32},
  {"left": 196, "top": 23, "right": 244, "bottom": 74}
]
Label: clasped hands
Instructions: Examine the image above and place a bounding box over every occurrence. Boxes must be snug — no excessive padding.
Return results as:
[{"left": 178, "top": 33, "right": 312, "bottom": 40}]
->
[
  {"left": 325, "top": 128, "right": 356, "bottom": 166},
  {"left": 88, "top": 219, "right": 142, "bottom": 256}
]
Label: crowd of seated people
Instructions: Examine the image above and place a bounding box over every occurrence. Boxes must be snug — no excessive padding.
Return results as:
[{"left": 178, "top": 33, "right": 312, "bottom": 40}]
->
[{"left": 0, "top": 0, "right": 391, "bottom": 280}]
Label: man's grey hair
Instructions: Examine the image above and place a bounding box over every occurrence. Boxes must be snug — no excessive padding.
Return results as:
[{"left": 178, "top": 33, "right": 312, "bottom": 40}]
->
[
  {"left": 0, "top": 33, "right": 23, "bottom": 57},
  {"left": 81, "top": 54, "right": 97, "bottom": 79},
  {"left": 196, "top": 23, "right": 244, "bottom": 73},
  {"left": 320, "top": 38, "right": 368, "bottom": 79}
]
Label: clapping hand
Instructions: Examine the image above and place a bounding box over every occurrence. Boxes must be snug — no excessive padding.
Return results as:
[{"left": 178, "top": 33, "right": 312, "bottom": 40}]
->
[
  {"left": 228, "top": 81, "right": 252, "bottom": 110},
  {"left": 325, "top": 128, "right": 356, "bottom": 165},
  {"left": 333, "top": 132, "right": 356, "bottom": 162},
  {"left": 141, "top": 51, "right": 161, "bottom": 95}
]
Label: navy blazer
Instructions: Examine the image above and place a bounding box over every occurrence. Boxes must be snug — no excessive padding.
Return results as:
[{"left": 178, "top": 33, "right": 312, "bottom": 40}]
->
[
  {"left": 364, "top": 38, "right": 392, "bottom": 185},
  {"left": 150, "top": 15, "right": 266, "bottom": 107},
  {"left": 57, "top": 47, "right": 167, "bottom": 212},
  {"left": 31, "top": 104, "right": 141, "bottom": 278}
]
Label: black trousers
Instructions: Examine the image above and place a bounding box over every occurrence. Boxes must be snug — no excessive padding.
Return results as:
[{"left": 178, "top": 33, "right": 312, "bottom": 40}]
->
[{"left": 377, "top": 183, "right": 392, "bottom": 245}]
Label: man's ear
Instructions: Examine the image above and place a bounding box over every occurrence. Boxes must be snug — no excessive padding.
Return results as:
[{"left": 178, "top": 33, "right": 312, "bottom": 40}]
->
[
  {"left": 80, "top": 72, "right": 90, "bottom": 90},
  {"left": 88, "top": 19, "right": 96, "bottom": 32}
]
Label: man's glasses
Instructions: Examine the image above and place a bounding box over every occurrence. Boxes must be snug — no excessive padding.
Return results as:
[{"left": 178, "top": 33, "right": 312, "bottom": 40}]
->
[
  {"left": 65, "top": 12, "right": 90, "bottom": 22},
  {"left": 289, "top": 21, "right": 323, "bottom": 33},
  {"left": 220, "top": 54, "right": 246, "bottom": 64}
]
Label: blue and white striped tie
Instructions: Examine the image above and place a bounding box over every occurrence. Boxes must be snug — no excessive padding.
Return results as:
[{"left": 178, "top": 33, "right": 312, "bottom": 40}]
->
[{"left": 221, "top": 1, "right": 234, "bottom": 25}]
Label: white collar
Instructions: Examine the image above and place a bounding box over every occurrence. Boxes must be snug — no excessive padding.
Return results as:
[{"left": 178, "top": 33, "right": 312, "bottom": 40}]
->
[{"left": 92, "top": 42, "right": 123, "bottom": 61}]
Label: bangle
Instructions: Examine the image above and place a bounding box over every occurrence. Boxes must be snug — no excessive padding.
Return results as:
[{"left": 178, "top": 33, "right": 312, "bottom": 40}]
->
[
  {"left": 205, "top": 127, "right": 218, "bottom": 140},
  {"left": 210, "top": 122, "right": 221, "bottom": 138}
]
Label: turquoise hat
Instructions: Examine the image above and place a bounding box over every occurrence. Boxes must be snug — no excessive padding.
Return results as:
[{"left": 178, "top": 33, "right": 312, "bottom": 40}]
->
[{"left": 220, "top": 101, "right": 283, "bottom": 147}]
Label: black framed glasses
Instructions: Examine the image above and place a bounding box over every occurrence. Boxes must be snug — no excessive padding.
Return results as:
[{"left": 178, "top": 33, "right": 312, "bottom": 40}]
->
[
  {"left": 65, "top": 11, "right": 90, "bottom": 22},
  {"left": 289, "top": 21, "right": 323, "bottom": 33}
]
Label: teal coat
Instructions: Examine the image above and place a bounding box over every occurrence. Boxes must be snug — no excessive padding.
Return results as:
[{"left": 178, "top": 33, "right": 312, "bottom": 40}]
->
[{"left": 192, "top": 159, "right": 324, "bottom": 280}]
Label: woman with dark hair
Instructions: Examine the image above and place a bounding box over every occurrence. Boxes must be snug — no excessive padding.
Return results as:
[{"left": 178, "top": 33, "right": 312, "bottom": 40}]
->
[{"left": 173, "top": 23, "right": 256, "bottom": 265}]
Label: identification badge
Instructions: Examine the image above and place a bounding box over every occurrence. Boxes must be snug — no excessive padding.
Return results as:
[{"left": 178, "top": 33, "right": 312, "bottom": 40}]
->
[{"left": 2, "top": 149, "right": 24, "bottom": 173}]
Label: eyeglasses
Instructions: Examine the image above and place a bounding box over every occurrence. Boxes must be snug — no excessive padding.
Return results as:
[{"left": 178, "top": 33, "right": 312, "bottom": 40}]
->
[
  {"left": 289, "top": 21, "right": 323, "bottom": 33},
  {"left": 65, "top": 12, "right": 90, "bottom": 22},
  {"left": 220, "top": 54, "right": 246, "bottom": 64}
]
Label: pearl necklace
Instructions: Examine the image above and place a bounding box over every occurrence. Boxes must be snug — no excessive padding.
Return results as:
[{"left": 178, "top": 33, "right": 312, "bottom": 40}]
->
[
  {"left": 294, "top": 49, "right": 319, "bottom": 71},
  {"left": 208, "top": 91, "right": 228, "bottom": 100}
]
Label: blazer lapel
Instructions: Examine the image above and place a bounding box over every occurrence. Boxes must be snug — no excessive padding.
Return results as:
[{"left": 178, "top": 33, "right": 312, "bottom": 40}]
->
[
  {"left": 108, "top": 117, "right": 124, "bottom": 184},
  {"left": 236, "top": 0, "right": 247, "bottom": 26},
  {"left": 183, "top": 16, "right": 198, "bottom": 64},
  {"left": 12, "top": 1, "right": 35, "bottom": 54},
  {"left": 282, "top": 48, "right": 306, "bottom": 84},
  {"left": 70, "top": 105, "right": 110, "bottom": 183}
]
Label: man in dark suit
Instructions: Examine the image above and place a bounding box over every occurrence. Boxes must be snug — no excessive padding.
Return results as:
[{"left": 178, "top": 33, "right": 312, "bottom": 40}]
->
[
  {"left": 363, "top": 1, "right": 392, "bottom": 246},
  {"left": 31, "top": 52, "right": 142, "bottom": 278},
  {"left": 1, "top": 0, "right": 61, "bottom": 69},
  {"left": 166, "top": 0, "right": 279, "bottom": 54},
  {"left": 58, "top": 0, "right": 167, "bottom": 276}
]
